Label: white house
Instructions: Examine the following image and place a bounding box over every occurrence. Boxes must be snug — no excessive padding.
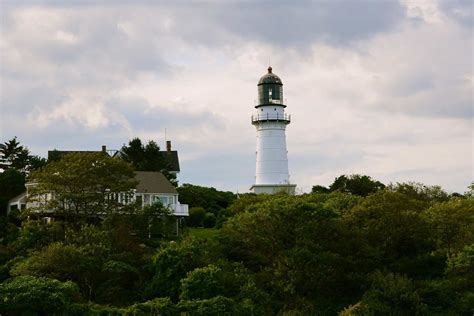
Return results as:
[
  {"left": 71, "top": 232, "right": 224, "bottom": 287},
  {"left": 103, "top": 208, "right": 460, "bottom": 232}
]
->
[
  {"left": 7, "top": 192, "right": 27, "bottom": 212},
  {"left": 133, "top": 171, "right": 188, "bottom": 216},
  {"left": 8, "top": 171, "right": 188, "bottom": 217}
]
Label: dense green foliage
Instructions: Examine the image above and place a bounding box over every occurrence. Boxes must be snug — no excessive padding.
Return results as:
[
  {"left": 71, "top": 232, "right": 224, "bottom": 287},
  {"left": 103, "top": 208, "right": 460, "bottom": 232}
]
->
[
  {"left": 0, "top": 169, "right": 25, "bottom": 216},
  {"left": 313, "top": 174, "right": 385, "bottom": 196},
  {"left": 0, "top": 137, "right": 46, "bottom": 215},
  {"left": 119, "top": 138, "right": 177, "bottom": 186},
  {"left": 1, "top": 171, "right": 473, "bottom": 314},
  {"left": 29, "top": 152, "right": 137, "bottom": 221},
  {"left": 0, "top": 275, "right": 80, "bottom": 314},
  {"left": 177, "top": 183, "right": 235, "bottom": 228},
  {"left": 0, "top": 137, "right": 47, "bottom": 175}
]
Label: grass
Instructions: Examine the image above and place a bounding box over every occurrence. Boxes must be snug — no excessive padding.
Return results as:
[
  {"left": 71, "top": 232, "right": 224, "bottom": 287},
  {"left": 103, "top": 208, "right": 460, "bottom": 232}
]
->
[{"left": 187, "top": 227, "right": 219, "bottom": 240}]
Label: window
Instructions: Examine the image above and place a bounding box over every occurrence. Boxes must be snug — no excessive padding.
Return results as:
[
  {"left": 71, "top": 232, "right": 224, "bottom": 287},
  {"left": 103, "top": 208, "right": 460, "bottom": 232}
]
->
[
  {"left": 153, "top": 195, "right": 170, "bottom": 205},
  {"left": 144, "top": 194, "right": 150, "bottom": 205},
  {"left": 136, "top": 195, "right": 142, "bottom": 206},
  {"left": 159, "top": 196, "right": 169, "bottom": 205}
]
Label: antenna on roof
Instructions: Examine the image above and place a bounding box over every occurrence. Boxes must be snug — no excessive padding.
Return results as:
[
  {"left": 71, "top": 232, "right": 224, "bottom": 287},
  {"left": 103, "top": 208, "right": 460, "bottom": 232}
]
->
[{"left": 165, "top": 128, "right": 167, "bottom": 141}]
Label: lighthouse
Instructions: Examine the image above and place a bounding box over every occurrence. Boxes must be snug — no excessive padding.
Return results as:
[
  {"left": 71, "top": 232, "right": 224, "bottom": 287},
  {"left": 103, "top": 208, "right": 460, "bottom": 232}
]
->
[{"left": 250, "top": 67, "right": 296, "bottom": 195}]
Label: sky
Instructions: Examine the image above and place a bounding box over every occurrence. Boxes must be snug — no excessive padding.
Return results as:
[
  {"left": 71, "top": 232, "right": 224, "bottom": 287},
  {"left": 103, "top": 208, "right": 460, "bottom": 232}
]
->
[{"left": 0, "top": 0, "right": 472, "bottom": 193}]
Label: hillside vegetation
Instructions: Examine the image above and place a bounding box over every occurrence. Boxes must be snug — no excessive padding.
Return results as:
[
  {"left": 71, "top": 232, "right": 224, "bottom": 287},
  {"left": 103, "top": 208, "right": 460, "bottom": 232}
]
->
[
  {"left": 1, "top": 184, "right": 473, "bottom": 315},
  {"left": 0, "top": 138, "right": 472, "bottom": 314}
]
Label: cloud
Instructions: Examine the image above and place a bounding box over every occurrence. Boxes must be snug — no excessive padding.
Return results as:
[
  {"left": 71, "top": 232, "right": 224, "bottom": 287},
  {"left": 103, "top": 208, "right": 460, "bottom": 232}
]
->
[
  {"left": 438, "top": 0, "right": 473, "bottom": 28},
  {"left": 3, "top": 1, "right": 406, "bottom": 48},
  {"left": 0, "top": 1, "right": 472, "bottom": 193}
]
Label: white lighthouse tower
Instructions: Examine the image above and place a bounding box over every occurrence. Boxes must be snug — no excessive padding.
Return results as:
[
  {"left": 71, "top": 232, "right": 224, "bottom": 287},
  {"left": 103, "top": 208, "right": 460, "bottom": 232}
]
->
[{"left": 250, "top": 67, "right": 296, "bottom": 195}]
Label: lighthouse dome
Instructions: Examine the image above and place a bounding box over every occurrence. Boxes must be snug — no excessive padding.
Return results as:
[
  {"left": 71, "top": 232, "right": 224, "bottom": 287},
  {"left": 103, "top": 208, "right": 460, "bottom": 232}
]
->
[
  {"left": 256, "top": 66, "right": 285, "bottom": 107},
  {"left": 258, "top": 66, "right": 282, "bottom": 85}
]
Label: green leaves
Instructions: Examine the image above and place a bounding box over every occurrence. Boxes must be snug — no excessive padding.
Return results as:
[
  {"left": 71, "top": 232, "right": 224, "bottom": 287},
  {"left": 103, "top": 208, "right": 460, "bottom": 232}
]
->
[
  {"left": 312, "top": 174, "right": 385, "bottom": 197},
  {"left": 29, "top": 152, "right": 137, "bottom": 220},
  {"left": 0, "top": 275, "right": 80, "bottom": 315},
  {"left": 119, "top": 138, "right": 178, "bottom": 186},
  {"left": 180, "top": 264, "right": 224, "bottom": 300},
  {"left": 145, "top": 238, "right": 204, "bottom": 300},
  {"left": 424, "top": 199, "right": 474, "bottom": 256},
  {"left": 359, "top": 271, "right": 427, "bottom": 315},
  {"left": 0, "top": 137, "right": 46, "bottom": 175},
  {"left": 1, "top": 178, "right": 473, "bottom": 314}
]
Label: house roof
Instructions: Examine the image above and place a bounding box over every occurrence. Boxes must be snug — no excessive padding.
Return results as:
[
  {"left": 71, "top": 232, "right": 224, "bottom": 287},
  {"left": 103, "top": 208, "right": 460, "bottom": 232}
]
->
[
  {"left": 48, "top": 149, "right": 180, "bottom": 173},
  {"left": 160, "top": 151, "right": 180, "bottom": 172},
  {"left": 8, "top": 192, "right": 27, "bottom": 204},
  {"left": 134, "top": 171, "right": 178, "bottom": 194},
  {"left": 48, "top": 149, "right": 119, "bottom": 160}
]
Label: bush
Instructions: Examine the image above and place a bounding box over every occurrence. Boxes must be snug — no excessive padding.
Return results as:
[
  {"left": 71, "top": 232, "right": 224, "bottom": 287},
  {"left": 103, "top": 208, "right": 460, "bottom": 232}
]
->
[
  {"left": 180, "top": 264, "right": 224, "bottom": 300},
  {"left": 0, "top": 275, "right": 80, "bottom": 315},
  {"left": 188, "top": 207, "right": 206, "bottom": 227},
  {"left": 360, "top": 271, "right": 427, "bottom": 315},
  {"left": 126, "top": 297, "right": 176, "bottom": 315},
  {"left": 203, "top": 212, "right": 216, "bottom": 228},
  {"left": 177, "top": 296, "right": 243, "bottom": 315},
  {"left": 68, "top": 303, "right": 125, "bottom": 315},
  {"left": 144, "top": 238, "right": 204, "bottom": 300}
]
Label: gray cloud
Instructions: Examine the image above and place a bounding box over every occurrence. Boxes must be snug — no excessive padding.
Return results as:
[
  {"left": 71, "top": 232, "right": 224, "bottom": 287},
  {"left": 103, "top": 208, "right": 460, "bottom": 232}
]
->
[
  {"left": 2, "top": 1, "right": 405, "bottom": 48},
  {"left": 207, "top": 1, "right": 405, "bottom": 47},
  {"left": 0, "top": 1, "right": 472, "bottom": 193},
  {"left": 439, "top": 0, "right": 473, "bottom": 28}
]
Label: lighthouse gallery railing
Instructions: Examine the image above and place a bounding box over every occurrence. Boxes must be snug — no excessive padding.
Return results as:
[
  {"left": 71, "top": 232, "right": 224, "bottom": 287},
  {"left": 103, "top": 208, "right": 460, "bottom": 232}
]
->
[{"left": 251, "top": 113, "right": 291, "bottom": 123}]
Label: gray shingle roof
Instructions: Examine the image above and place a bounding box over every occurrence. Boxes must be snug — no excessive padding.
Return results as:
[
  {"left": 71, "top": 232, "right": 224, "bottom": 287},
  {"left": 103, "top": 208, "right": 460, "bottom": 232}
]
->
[
  {"left": 48, "top": 149, "right": 180, "bottom": 172},
  {"left": 134, "top": 171, "right": 177, "bottom": 194},
  {"left": 160, "top": 151, "right": 180, "bottom": 172}
]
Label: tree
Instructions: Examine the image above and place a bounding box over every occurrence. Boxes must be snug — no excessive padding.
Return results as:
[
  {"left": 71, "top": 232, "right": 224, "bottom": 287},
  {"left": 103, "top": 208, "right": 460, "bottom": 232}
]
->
[
  {"left": 0, "top": 137, "right": 29, "bottom": 172},
  {"left": 425, "top": 199, "right": 474, "bottom": 256},
  {"left": 179, "top": 260, "right": 268, "bottom": 313},
  {"left": 388, "top": 182, "right": 449, "bottom": 203},
  {"left": 177, "top": 184, "right": 235, "bottom": 213},
  {"left": 0, "top": 137, "right": 46, "bottom": 174},
  {"left": 127, "top": 297, "right": 176, "bottom": 315},
  {"left": 0, "top": 276, "right": 80, "bottom": 315},
  {"left": 311, "top": 185, "right": 330, "bottom": 194},
  {"left": 357, "top": 271, "right": 427, "bottom": 315},
  {"left": 343, "top": 191, "right": 435, "bottom": 277},
  {"left": 144, "top": 238, "right": 205, "bottom": 301},
  {"left": 177, "top": 296, "right": 243, "bottom": 315},
  {"left": 0, "top": 169, "right": 25, "bottom": 215},
  {"left": 188, "top": 207, "right": 206, "bottom": 227},
  {"left": 0, "top": 137, "right": 47, "bottom": 214},
  {"left": 9, "top": 224, "right": 142, "bottom": 303},
  {"left": 180, "top": 264, "right": 225, "bottom": 300},
  {"left": 29, "top": 152, "right": 137, "bottom": 221},
  {"left": 114, "top": 202, "right": 176, "bottom": 241},
  {"left": 203, "top": 212, "right": 217, "bottom": 228},
  {"left": 220, "top": 195, "right": 354, "bottom": 313},
  {"left": 329, "top": 174, "right": 385, "bottom": 197},
  {"left": 119, "top": 138, "right": 177, "bottom": 186}
]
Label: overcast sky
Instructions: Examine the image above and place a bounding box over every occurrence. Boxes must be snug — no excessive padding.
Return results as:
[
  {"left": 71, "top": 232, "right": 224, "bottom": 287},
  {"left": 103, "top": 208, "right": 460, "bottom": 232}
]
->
[{"left": 0, "top": 0, "right": 472, "bottom": 193}]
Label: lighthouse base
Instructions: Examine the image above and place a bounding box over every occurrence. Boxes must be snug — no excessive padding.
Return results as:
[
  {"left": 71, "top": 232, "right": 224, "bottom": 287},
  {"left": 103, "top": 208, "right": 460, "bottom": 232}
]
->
[{"left": 250, "top": 184, "right": 297, "bottom": 195}]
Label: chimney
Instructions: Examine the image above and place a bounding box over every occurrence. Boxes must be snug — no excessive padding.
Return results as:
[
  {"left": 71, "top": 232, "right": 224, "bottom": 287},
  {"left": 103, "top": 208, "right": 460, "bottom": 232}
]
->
[
  {"left": 102, "top": 145, "right": 106, "bottom": 152},
  {"left": 166, "top": 141, "right": 171, "bottom": 152}
]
